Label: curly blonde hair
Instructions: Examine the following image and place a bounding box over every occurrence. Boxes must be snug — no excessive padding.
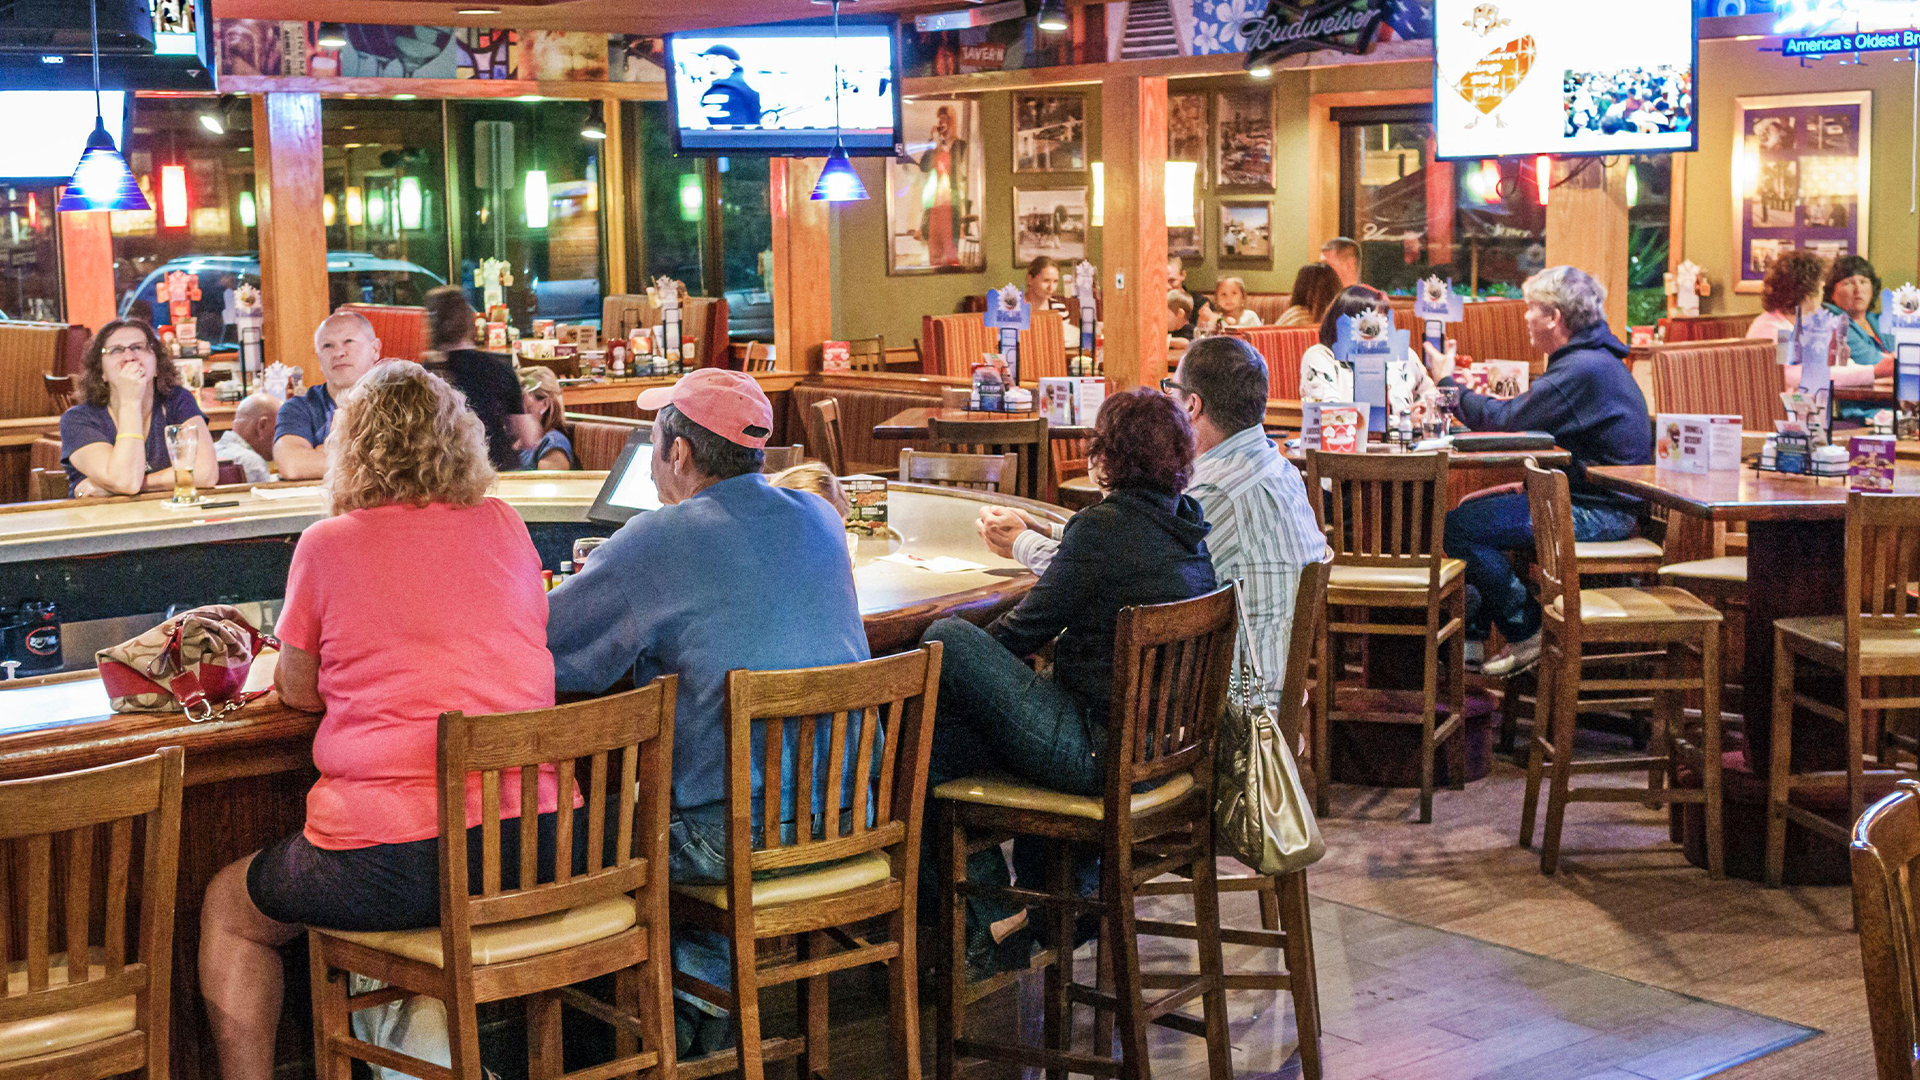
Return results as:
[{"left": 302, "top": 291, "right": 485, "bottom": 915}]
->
[{"left": 323, "top": 361, "right": 494, "bottom": 514}]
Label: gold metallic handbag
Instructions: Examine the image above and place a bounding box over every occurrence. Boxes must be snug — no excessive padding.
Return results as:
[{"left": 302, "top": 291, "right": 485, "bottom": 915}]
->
[{"left": 1214, "top": 563, "right": 1330, "bottom": 875}]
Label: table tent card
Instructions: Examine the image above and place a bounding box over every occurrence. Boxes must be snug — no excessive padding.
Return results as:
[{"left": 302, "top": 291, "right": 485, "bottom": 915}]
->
[
  {"left": 1849, "top": 434, "right": 1898, "bottom": 492},
  {"left": 984, "top": 283, "right": 1031, "bottom": 387},
  {"left": 1072, "top": 259, "right": 1097, "bottom": 358},
  {"left": 1655, "top": 413, "right": 1742, "bottom": 474},
  {"left": 1413, "top": 275, "right": 1464, "bottom": 355},
  {"left": 1883, "top": 285, "right": 1920, "bottom": 439},
  {"left": 1334, "top": 311, "right": 1404, "bottom": 434}
]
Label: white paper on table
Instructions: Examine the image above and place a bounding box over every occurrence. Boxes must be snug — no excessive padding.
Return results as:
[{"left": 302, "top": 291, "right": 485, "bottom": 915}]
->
[
  {"left": 249, "top": 485, "right": 320, "bottom": 501},
  {"left": 877, "top": 552, "right": 988, "bottom": 573}
]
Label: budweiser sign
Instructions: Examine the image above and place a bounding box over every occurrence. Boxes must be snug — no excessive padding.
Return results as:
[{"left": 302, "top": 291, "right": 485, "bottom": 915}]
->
[{"left": 1243, "top": 0, "right": 1389, "bottom": 66}]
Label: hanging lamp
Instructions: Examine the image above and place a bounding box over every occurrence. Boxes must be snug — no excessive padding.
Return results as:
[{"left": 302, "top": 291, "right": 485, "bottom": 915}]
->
[
  {"left": 58, "top": 0, "right": 148, "bottom": 212},
  {"left": 810, "top": 0, "right": 869, "bottom": 202}
]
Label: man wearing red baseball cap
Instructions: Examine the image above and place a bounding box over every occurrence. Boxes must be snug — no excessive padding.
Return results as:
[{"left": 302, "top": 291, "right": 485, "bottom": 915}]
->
[{"left": 545, "top": 367, "right": 868, "bottom": 1056}]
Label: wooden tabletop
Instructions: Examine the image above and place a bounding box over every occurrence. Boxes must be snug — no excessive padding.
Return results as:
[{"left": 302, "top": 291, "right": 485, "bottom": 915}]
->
[
  {"left": 1285, "top": 443, "right": 1572, "bottom": 469},
  {"left": 873, "top": 407, "right": 1093, "bottom": 440},
  {"left": 1585, "top": 464, "right": 1920, "bottom": 521}
]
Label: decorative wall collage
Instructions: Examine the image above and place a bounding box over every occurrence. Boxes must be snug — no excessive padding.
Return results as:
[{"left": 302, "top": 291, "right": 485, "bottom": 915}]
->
[{"left": 212, "top": 20, "right": 663, "bottom": 83}]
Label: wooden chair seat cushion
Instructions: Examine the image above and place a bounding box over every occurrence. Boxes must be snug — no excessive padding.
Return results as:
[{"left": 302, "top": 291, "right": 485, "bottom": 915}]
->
[
  {"left": 0, "top": 955, "right": 137, "bottom": 1064},
  {"left": 1775, "top": 616, "right": 1920, "bottom": 663},
  {"left": 1550, "top": 587, "right": 1722, "bottom": 624},
  {"left": 932, "top": 772, "right": 1194, "bottom": 821},
  {"left": 323, "top": 895, "right": 636, "bottom": 968},
  {"left": 1657, "top": 556, "right": 1749, "bottom": 584},
  {"left": 1574, "top": 538, "right": 1663, "bottom": 561},
  {"left": 1327, "top": 559, "right": 1465, "bottom": 596},
  {"left": 670, "top": 851, "right": 892, "bottom": 911}
]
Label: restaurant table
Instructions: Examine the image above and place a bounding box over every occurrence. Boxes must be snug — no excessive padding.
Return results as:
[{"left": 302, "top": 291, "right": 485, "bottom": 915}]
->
[
  {"left": 872, "top": 406, "right": 1092, "bottom": 441},
  {"left": 1584, "top": 464, "right": 1908, "bottom": 882},
  {"left": 0, "top": 474, "right": 1061, "bottom": 1079}
]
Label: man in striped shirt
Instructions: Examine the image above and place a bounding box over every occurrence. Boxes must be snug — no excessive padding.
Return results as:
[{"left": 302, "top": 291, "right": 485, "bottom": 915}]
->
[{"left": 978, "top": 336, "right": 1327, "bottom": 706}]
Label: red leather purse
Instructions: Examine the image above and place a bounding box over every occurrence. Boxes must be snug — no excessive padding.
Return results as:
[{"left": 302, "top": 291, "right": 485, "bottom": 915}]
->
[{"left": 96, "top": 609, "right": 279, "bottom": 721}]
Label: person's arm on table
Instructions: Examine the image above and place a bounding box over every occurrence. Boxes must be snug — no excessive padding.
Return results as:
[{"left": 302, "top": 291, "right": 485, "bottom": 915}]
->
[
  {"left": 273, "top": 435, "right": 327, "bottom": 479},
  {"left": 977, "top": 506, "right": 1062, "bottom": 574},
  {"left": 547, "top": 528, "right": 660, "bottom": 693},
  {"left": 985, "top": 513, "right": 1102, "bottom": 658},
  {"left": 1426, "top": 340, "right": 1577, "bottom": 435},
  {"left": 274, "top": 644, "right": 324, "bottom": 713}
]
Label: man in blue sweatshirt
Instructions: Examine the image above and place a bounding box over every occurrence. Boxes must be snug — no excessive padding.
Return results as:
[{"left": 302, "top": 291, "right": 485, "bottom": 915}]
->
[{"left": 1424, "top": 266, "right": 1654, "bottom": 676}]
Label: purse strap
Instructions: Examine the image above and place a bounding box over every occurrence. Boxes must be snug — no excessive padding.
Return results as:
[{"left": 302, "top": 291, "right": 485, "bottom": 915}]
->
[{"left": 1230, "top": 578, "right": 1274, "bottom": 711}]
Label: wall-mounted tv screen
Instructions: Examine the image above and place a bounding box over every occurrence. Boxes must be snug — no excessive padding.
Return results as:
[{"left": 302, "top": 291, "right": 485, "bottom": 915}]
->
[
  {"left": 666, "top": 19, "right": 902, "bottom": 156},
  {"left": 1433, "top": 0, "right": 1696, "bottom": 160},
  {"left": 0, "top": 92, "right": 128, "bottom": 181}
]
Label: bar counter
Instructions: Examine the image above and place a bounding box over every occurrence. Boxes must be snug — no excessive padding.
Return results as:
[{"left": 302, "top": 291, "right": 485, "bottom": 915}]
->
[{"left": 0, "top": 473, "right": 1063, "bottom": 1078}]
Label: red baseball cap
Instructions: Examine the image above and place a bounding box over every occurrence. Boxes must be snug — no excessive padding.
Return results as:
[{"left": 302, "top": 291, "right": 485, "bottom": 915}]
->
[{"left": 635, "top": 368, "right": 773, "bottom": 448}]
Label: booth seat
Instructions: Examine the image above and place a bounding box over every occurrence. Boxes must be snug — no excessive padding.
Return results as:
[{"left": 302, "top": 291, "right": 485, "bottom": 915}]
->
[
  {"left": 1661, "top": 313, "right": 1756, "bottom": 344},
  {"left": 1246, "top": 293, "right": 1292, "bottom": 324},
  {"left": 921, "top": 310, "right": 1069, "bottom": 380},
  {"left": 788, "top": 384, "right": 938, "bottom": 475},
  {"left": 1651, "top": 340, "right": 1787, "bottom": 431},
  {"left": 339, "top": 304, "right": 430, "bottom": 364},
  {"left": 0, "top": 321, "right": 89, "bottom": 421},
  {"left": 1228, "top": 326, "right": 1317, "bottom": 399}
]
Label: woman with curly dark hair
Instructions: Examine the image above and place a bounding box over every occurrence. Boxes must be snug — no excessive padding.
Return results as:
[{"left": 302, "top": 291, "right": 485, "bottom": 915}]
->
[
  {"left": 1746, "top": 249, "right": 1878, "bottom": 387},
  {"left": 1824, "top": 253, "right": 1896, "bottom": 376},
  {"left": 919, "top": 387, "right": 1216, "bottom": 975},
  {"left": 60, "top": 318, "right": 216, "bottom": 496}
]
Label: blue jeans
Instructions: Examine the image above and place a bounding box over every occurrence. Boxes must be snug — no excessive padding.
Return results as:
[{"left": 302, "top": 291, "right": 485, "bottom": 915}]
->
[
  {"left": 919, "top": 618, "right": 1103, "bottom": 925},
  {"left": 1443, "top": 492, "right": 1637, "bottom": 643},
  {"left": 665, "top": 801, "right": 733, "bottom": 1018}
]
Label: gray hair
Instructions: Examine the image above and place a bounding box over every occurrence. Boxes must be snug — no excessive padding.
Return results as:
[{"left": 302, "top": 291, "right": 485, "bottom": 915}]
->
[
  {"left": 653, "top": 404, "right": 764, "bottom": 481},
  {"left": 1522, "top": 266, "right": 1608, "bottom": 334},
  {"left": 314, "top": 309, "right": 377, "bottom": 347}
]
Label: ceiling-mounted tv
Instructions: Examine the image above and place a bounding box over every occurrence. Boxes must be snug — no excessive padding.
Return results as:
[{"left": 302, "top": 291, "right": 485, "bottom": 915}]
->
[
  {"left": 665, "top": 18, "right": 903, "bottom": 156},
  {"left": 1433, "top": 0, "right": 1697, "bottom": 160}
]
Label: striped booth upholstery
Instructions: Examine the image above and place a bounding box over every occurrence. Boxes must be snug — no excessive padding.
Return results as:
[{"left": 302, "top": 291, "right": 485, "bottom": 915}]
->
[
  {"left": 1229, "top": 326, "right": 1317, "bottom": 399},
  {"left": 602, "top": 295, "right": 732, "bottom": 369},
  {"left": 1652, "top": 340, "right": 1787, "bottom": 430},
  {"left": 787, "top": 384, "right": 939, "bottom": 475},
  {"left": 1246, "top": 293, "right": 1292, "bottom": 324},
  {"left": 921, "top": 310, "right": 1070, "bottom": 381},
  {"left": 1456, "top": 298, "right": 1543, "bottom": 373},
  {"left": 1661, "top": 314, "right": 1754, "bottom": 343},
  {"left": 0, "top": 321, "right": 89, "bottom": 421},
  {"left": 564, "top": 414, "right": 650, "bottom": 471},
  {"left": 339, "top": 304, "right": 429, "bottom": 364}
]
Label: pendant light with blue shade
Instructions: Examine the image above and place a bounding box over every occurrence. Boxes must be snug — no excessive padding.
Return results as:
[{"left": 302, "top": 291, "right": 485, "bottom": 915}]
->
[
  {"left": 58, "top": 0, "right": 149, "bottom": 212},
  {"left": 810, "top": 0, "right": 869, "bottom": 203}
]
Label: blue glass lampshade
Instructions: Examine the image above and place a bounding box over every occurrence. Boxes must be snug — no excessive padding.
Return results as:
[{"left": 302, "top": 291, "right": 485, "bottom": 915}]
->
[
  {"left": 809, "top": 147, "right": 868, "bottom": 203},
  {"left": 57, "top": 118, "right": 149, "bottom": 212}
]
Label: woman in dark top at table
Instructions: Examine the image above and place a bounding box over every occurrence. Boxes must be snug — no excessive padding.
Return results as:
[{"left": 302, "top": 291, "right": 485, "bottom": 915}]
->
[
  {"left": 420, "top": 283, "right": 538, "bottom": 471},
  {"left": 919, "top": 387, "right": 1217, "bottom": 973},
  {"left": 60, "top": 318, "right": 217, "bottom": 497}
]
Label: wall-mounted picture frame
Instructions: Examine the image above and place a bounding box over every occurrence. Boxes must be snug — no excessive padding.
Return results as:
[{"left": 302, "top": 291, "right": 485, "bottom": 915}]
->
[
  {"left": 1218, "top": 201, "right": 1272, "bottom": 263},
  {"left": 887, "top": 98, "right": 988, "bottom": 275},
  {"left": 1013, "top": 187, "right": 1090, "bottom": 264},
  {"left": 1732, "top": 90, "right": 1870, "bottom": 293},
  {"left": 1169, "top": 92, "right": 1208, "bottom": 189},
  {"left": 1214, "top": 87, "right": 1274, "bottom": 192},
  {"left": 1013, "top": 92, "right": 1087, "bottom": 172}
]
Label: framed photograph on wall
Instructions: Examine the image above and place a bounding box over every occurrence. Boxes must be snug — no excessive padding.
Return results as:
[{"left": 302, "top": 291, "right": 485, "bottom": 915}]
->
[
  {"left": 1218, "top": 201, "right": 1272, "bottom": 263},
  {"left": 1013, "top": 187, "right": 1089, "bottom": 264},
  {"left": 1013, "top": 92, "right": 1087, "bottom": 172},
  {"left": 1215, "top": 87, "right": 1274, "bottom": 192},
  {"left": 1732, "top": 91, "right": 1870, "bottom": 293},
  {"left": 887, "top": 98, "right": 987, "bottom": 275},
  {"left": 1169, "top": 92, "right": 1208, "bottom": 188}
]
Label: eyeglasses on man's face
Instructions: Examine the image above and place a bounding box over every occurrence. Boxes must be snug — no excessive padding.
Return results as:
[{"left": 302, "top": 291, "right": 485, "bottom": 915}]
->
[{"left": 1160, "top": 377, "right": 1187, "bottom": 395}]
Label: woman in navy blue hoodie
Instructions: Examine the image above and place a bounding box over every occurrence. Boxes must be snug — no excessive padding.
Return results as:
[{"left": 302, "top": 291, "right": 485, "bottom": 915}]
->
[{"left": 1428, "top": 266, "right": 1654, "bottom": 676}]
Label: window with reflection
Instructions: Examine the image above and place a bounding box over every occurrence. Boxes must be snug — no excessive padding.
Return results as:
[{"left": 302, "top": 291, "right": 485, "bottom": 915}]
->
[
  {"left": 719, "top": 155, "right": 771, "bottom": 342},
  {"left": 321, "top": 100, "right": 451, "bottom": 310},
  {"left": 0, "top": 185, "right": 61, "bottom": 322},
  {"left": 638, "top": 101, "right": 704, "bottom": 291}
]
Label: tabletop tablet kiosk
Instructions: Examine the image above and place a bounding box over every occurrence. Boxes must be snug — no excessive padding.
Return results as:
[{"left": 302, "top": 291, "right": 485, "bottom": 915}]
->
[{"left": 587, "top": 428, "right": 663, "bottom": 526}]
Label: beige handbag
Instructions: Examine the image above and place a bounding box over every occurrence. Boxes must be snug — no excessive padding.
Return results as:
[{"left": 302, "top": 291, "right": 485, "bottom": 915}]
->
[{"left": 1214, "top": 564, "right": 1330, "bottom": 876}]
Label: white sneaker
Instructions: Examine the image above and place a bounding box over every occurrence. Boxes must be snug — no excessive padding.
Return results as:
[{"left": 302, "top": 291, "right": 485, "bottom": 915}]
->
[{"left": 1482, "top": 632, "right": 1542, "bottom": 677}]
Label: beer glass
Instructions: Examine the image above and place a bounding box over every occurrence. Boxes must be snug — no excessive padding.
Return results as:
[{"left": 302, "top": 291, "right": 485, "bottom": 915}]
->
[{"left": 165, "top": 424, "right": 200, "bottom": 504}]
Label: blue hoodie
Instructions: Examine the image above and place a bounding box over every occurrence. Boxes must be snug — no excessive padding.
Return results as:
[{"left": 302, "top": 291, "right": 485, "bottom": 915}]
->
[{"left": 1441, "top": 323, "right": 1653, "bottom": 507}]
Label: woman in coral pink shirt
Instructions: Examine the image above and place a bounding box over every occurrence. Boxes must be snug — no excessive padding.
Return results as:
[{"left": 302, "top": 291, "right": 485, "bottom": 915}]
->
[{"left": 198, "top": 361, "right": 568, "bottom": 1080}]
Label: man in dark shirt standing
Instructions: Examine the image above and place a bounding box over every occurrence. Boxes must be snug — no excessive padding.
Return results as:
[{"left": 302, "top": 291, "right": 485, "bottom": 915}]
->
[
  {"left": 696, "top": 45, "right": 761, "bottom": 127},
  {"left": 1423, "top": 265, "right": 1654, "bottom": 676}
]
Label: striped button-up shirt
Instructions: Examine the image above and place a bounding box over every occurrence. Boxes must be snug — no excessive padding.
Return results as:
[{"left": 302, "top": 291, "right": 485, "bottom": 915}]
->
[{"left": 1011, "top": 423, "right": 1327, "bottom": 706}]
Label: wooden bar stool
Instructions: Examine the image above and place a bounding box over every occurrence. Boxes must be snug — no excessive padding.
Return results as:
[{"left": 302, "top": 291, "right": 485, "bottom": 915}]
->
[
  {"left": 928, "top": 415, "right": 1050, "bottom": 504},
  {"left": 0, "top": 747, "right": 184, "bottom": 1080},
  {"left": 1304, "top": 450, "right": 1467, "bottom": 823},
  {"left": 808, "top": 399, "right": 846, "bottom": 476},
  {"left": 898, "top": 449, "right": 1019, "bottom": 494},
  {"left": 307, "top": 681, "right": 679, "bottom": 1080},
  {"left": 1766, "top": 492, "right": 1920, "bottom": 888},
  {"left": 1131, "top": 560, "right": 1332, "bottom": 1080},
  {"left": 671, "top": 646, "right": 942, "bottom": 1080},
  {"left": 1847, "top": 778, "right": 1920, "bottom": 1080},
  {"left": 1517, "top": 461, "right": 1726, "bottom": 877},
  {"left": 935, "top": 585, "right": 1239, "bottom": 1080}
]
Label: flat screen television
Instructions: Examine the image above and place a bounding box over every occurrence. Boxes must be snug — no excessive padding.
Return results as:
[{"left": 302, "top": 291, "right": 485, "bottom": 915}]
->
[
  {"left": 0, "top": 92, "right": 128, "bottom": 181},
  {"left": 1433, "top": 0, "right": 1696, "bottom": 160},
  {"left": 666, "top": 18, "right": 903, "bottom": 156}
]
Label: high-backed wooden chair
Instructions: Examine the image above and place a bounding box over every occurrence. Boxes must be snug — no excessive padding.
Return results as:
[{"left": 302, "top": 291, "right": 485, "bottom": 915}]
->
[
  {"left": 1850, "top": 778, "right": 1920, "bottom": 1080},
  {"left": 808, "top": 399, "right": 846, "bottom": 476},
  {"left": 307, "top": 681, "right": 678, "bottom": 1080},
  {"left": 1767, "top": 492, "right": 1920, "bottom": 887},
  {"left": 1304, "top": 450, "right": 1466, "bottom": 823},
  {"left": 742, "top": 342, "right": 775, "bottom": 373},
  {"left": 760, "top": 444, "right": 806, "bottom": 473},
  {"left": 1518, "top": 461, "right": 1726, "bottom": 877},
  {"left": 671, "top": 647, "right": 942, "bottom": 1080},
  {"left": 0, "top": 747, "right": 184, "bottom": 1080},
  {"left": 928, "top": 415, "right": 1050, "bottom": 504},
  {"left": 43, "top": 373, "right": 75, "bottom": 414},
  {"left": 934, "top": 586, "right": 1238, "bottom": 1080},
  {"left": 1132, "top": 560, "right": 1332, "bottom": 1080},
  {"left": 897, "top": 449, "right": 1018, "bottom": 494},
  {"left": 847, "top": 335, "right": 886, "bottom": 373}
]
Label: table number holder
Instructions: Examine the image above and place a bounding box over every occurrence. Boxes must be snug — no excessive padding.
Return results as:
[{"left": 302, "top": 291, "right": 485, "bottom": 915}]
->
[
  {"left": 984, "top": 283, "right": 1030, "bottom": 389},
  {"left": 648, "top": 276, "right": 688, "bottom": 369},
  {"left": 1884, "top": 284, "right": 1920, "bottom": 440},
  {"left": 1412, "top": 275, "right": 1463, "bottom": 357},
  {"left": 1335, "top": 311, "right": 1404, "bottom": 435},
  {"left": 230, "top": 283, "right": 264, "bottom": 396},
  {"left": 1072, "top": 260, "right": 1097, "bottom": 375}
]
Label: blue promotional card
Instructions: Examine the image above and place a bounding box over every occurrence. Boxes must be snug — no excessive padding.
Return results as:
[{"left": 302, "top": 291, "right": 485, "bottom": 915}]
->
[
  {"left": 983, "top": 284, "right": 1032, "bottom": 331},
  {"left": 1884, "top": 286, "right": 1920, "bottom": 439},
  {"left": 1413, "top": 275, "right": 1464, "bottom": 353},
  {"left": 1335, "top": 312, "right": 1405, "bottom": 434}
]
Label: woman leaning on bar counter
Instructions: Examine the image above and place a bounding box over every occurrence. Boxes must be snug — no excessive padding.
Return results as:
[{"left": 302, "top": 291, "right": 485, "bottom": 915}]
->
[{"left": 59, "top": 318, "right": 217, "bottom": 497}]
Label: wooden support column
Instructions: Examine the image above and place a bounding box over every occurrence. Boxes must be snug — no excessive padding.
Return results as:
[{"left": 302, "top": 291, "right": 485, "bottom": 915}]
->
[
  {"left": 252, "top": 93, "right": 329, "bottom": 385},
  {"left": 601, "top": 96, "right": 628, "bottom": 295},
  {"left": 1100, "top": 76, "right": 1168, "bottom": 391},
  {"left": 1545, "top": 156, "right": 1630, "bottom": 334},
  {"left": 770, "top": 157, "right": 832, "bottom": 373},
  {"left": 56, "top": 210, "right": 116, "bottom": 334}
]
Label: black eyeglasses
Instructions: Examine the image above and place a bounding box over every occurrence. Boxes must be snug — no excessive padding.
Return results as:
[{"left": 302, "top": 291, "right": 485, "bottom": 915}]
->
[{"left": 1160, "top": 377, "right": 1186, "bottom": 394}]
